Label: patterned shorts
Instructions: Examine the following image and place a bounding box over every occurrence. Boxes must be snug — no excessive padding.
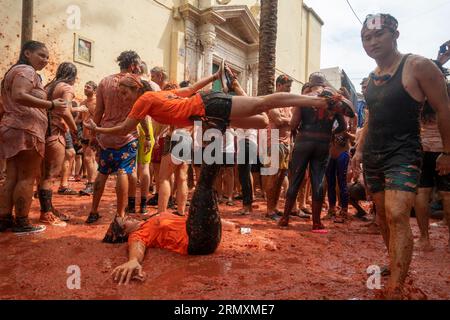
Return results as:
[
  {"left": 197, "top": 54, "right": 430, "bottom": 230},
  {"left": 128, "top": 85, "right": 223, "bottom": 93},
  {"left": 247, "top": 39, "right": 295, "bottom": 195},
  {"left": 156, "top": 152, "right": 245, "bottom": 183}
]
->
[
  {"left": 262, "top": 142, "right": 290, "bottom": 171},
  {"left": 364, "top": 163, "right": 422, "bottom": 194},
  {"left": 98, "top": 140, "right": 138, "bottom": 175}
]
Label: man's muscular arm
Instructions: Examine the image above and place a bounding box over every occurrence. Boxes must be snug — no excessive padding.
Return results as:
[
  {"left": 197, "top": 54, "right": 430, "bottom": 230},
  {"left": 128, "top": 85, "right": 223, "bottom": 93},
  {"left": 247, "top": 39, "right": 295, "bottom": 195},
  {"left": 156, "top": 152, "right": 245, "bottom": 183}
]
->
[
  {"left": 415, "top": 58, "right": 450, "bottom": 174},
  {"left": 112, "top": 241, "right": 147, "bottom": 285},
  {"left": 268, "top": 109, "right": 290, "bottom": 128}
]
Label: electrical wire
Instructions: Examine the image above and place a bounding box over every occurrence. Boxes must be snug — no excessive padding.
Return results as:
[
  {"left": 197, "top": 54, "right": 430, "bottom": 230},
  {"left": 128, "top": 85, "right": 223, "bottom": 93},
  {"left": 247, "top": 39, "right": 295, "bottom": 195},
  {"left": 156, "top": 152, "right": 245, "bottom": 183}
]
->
[{"left": 345, "top": 0, "right": 363, "bottom": 25}]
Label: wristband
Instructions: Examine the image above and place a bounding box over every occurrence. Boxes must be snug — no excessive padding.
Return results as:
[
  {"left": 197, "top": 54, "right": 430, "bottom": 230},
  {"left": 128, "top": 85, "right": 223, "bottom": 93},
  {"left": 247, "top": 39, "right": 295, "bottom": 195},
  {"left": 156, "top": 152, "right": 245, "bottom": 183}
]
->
[{"left": 49, "top": 101, "right": 55, "bottom": 111}]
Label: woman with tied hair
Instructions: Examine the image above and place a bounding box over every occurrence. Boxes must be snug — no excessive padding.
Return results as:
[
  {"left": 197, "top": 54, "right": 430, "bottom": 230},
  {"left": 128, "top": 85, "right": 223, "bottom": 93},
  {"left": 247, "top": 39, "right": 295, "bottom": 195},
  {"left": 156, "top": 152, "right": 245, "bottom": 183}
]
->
[
  {"left": 0, "top": 40, "right": 66, "bottom": 234},
  {"left": 37, "top": 62, "right": 79, "bottom": 227}
]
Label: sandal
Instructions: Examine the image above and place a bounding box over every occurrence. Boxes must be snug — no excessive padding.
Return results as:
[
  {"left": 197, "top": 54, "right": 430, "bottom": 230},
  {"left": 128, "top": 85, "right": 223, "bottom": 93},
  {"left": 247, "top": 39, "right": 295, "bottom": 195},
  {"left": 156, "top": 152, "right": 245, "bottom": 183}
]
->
[
  {"left": 57, "top": 187, "right": 79, "bottom": 196},
  {"left": 39, "top": 212, "right": 67, "bottom": 227},
  {"left": 312, "top": 223, "right": 328, "bottom": 234},
  {"left": 85, "top": 212, "right": 101, "bottom": 224},
  {"left": 51, "top": 207, "right": 70, "bottom": 222},
  {"left": 300, "top": 207, "right": 312, "bottom": 215},
  {"left": 290, "top": 210, "right": 310, "bottom": 219},
  {"left": 226, "top": 200, "right": 235, "bottom": 207},
  {"left": 265, "top": 213, "right": 280, "bottom": 221},
  {"left": 172, "top": 211, "right": 185, "bottom": 217}
]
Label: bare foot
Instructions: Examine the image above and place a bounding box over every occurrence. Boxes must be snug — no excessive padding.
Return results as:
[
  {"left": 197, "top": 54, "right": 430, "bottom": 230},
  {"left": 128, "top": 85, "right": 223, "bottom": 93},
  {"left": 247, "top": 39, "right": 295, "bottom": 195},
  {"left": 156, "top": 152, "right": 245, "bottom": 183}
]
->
[{"left": 415, "top": 238, "right": 434, "bottom": 252}]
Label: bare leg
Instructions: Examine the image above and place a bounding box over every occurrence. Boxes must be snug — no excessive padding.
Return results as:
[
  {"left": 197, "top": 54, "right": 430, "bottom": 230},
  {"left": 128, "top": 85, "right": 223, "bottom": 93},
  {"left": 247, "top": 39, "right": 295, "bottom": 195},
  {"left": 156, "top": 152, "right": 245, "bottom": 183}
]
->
[
  {"left": 414, "top": 188, "right": 433, "bottom": 251},
  {"left": 158, "top": 155, "right": 176, "bottom": 213},
  {"left": 0, "top": 158, "right": 18, "bottom": 219},
  {"left": 373, "top": 192, "right": 389, "bottom": 249},
  {"left": 138, "top": 163, "right": 150, "bottom": 211},
  {"left": 13, "top": 150, "right": 42, "bottom": 219},
  {"left": 39, "top": 140, "right": 68, "bottom": 223},
  {"left": 90, "top": 173, "right": 108, "bottom": 214},
  {"left": 74, "top": 154, "right": 83, "bottom": 178},
  {"left": 153, "top": 163, "right": 161, "bottom": 194},
  {"left": 175, "top": 163, "right": 189, "bottom": 214},
  {"left": 385, "top": 190, "right": 415, "bottom": 296},
  {"left": 223, "top": 167, "right": 234, "bottom": 202},
  {"left": 116, "top": 173, "right": 129, "bottom": 218},
  {"left": 84, "top": 146, "right": 97, "bottom": 184},
  {"left": 230, "top": 93, "right": 324, "bottom": 119},
  {"left": 59, "top": 148, "right": 75, "bottom": 189}
]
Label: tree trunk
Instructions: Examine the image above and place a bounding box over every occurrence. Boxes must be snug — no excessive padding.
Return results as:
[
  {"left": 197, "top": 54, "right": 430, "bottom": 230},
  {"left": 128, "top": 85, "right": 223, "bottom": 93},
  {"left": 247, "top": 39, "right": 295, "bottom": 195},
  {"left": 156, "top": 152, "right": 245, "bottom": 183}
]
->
[
  {"left": 21, "top": 0, "right": 34, "bottom": 47},
  {"left": 257, "top": 0, "right": 278, "bottom": 96}
]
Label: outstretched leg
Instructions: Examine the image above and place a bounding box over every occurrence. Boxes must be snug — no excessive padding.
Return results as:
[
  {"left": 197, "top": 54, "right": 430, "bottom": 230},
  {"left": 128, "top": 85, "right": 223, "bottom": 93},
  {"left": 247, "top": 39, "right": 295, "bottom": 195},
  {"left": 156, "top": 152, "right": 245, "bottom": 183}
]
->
[{"left": 230, "top": 93, "right": 326, "bottom": 119}]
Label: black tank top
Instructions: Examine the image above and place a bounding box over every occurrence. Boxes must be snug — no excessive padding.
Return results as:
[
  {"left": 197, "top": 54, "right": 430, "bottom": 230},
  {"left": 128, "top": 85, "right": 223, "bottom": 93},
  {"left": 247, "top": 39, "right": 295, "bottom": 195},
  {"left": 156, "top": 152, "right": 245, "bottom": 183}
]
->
[
  {"left": 363, "top": 54, "right": 423, "bottom": 167},
  {"left": 297, "top": 107, "right": 346, "bottom": 143}
]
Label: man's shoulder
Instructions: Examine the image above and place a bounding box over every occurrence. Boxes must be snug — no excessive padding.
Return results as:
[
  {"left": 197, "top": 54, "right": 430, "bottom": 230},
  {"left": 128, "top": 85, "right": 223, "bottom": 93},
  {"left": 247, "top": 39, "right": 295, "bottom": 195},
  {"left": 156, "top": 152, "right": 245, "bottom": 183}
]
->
[{"left": 406, "top": 54, "right": 434, "bottom": 70}]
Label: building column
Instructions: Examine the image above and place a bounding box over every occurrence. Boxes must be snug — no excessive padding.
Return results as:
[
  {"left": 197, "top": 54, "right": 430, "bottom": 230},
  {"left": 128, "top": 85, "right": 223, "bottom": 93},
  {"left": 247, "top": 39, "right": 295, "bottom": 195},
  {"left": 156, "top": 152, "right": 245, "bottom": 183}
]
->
[
  {"left": 249, "top": 63, "right": 258, "bottom": 97},
  {"left": 199, "top": 23, "right": 217, "bottom": 88}
]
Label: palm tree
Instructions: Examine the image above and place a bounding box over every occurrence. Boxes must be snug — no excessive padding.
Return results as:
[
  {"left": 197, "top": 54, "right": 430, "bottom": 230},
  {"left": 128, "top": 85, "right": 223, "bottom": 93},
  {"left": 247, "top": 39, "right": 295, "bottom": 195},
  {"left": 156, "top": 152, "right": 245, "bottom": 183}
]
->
[{"left": 257, "top": 0, "right": 278, "bottom": 96}]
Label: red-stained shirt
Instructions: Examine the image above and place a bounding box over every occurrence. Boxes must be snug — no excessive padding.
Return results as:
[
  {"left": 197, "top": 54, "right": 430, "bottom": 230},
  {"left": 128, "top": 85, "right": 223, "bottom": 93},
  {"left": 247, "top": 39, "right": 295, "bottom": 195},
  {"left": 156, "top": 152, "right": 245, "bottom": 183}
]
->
[
  {"left": 47, "top": 82, "right": 75, "bottom": 137},
  {"left": 96, "top": 73, "right": 138, "bottom": 149},
  {"left": 128, "top": 213, "right": 189, "bottom": 255},
  {"left": 0, "top": 65, "right": 48, "bottom": 142}
]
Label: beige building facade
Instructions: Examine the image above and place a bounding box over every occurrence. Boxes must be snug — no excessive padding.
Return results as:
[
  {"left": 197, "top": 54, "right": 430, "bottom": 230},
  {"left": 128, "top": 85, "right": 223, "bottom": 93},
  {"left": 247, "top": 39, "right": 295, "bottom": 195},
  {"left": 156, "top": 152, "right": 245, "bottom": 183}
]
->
[{"left": 0, "top": 0, "right": 323, "bottom": 97}]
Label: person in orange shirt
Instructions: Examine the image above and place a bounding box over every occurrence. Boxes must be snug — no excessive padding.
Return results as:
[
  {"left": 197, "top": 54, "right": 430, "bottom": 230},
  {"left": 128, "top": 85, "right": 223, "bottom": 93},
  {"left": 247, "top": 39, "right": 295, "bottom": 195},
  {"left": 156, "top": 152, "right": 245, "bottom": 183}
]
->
[{"left": 84, "top": 63, "right": 353, "bottom": 140}]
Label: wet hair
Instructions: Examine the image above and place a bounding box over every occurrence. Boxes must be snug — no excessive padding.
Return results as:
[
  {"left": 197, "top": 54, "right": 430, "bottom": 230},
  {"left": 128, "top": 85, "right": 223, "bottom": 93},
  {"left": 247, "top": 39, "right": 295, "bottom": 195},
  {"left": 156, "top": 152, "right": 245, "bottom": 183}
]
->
[
  {"left": 140, "top": 61, "right": 149, "bottom": 76},
  {"left": 338, "top": 87, "right": 351, "bottom": 99},
  {"left": 301, "top": 82, "right": 311, "bottom": 94},
  {"left": 1, "top": 40, "right": 47, "bottom": 91},
  {"left": 179, "top": 80, "right": 191, "bottom": 88},
  {"left": 162, "top": 82, "right": 179, "bottom": 90},
  {"left": 85, "top": 81, "right": 97, "bottom": 91},
  {"left": 45, "top": 62, "right": 77, "bottom": 100},
  {"left": 140, "top": 79, "right": 154, "bottom": 93},
  {"left": 151, "top": 66, "right": 168, "bottom": 81},
  {"left": 116, "top": 50, "right": 141, "bottom": 70}
]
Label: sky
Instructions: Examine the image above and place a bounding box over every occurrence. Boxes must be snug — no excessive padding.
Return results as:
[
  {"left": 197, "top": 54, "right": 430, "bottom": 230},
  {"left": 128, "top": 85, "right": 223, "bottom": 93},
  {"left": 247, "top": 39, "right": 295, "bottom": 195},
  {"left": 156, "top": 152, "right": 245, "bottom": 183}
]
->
[{"left": 304, "top": 0, "right": 450, "bottom": 89}]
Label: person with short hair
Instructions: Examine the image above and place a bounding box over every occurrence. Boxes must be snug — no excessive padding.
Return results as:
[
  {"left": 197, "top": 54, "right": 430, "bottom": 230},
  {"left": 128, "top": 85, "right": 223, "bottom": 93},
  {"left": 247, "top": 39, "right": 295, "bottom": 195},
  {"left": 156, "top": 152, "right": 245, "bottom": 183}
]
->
[
  {"left": 79, "top": 81, "right": 98, "bottom": 196},
  {"left": 278, "top": 73, "right": 351, "bottom": 233},
  {"left": 262, "top": 75, "right": 294, "bottom": 220},
  {"left": 85, "top": 50, "right": 148, "bottom": 224},
  {"left": 353, "top": 14, "right": 450, "bottom": 298}
]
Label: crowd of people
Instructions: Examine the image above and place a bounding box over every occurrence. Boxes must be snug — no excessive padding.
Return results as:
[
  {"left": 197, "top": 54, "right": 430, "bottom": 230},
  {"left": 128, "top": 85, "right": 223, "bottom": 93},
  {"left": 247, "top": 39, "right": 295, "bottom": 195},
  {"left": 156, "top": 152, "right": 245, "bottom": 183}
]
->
[{"left": 1, "top": 13, "right": 450, "bottom": 298}]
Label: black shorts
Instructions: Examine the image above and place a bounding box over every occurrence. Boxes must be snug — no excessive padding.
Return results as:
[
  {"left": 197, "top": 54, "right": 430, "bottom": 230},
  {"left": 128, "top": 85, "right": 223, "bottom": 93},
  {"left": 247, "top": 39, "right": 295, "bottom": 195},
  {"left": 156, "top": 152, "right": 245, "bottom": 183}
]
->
[
  {"left": 162, "top": 133, "right": 193, "bottom": 164},
  {"left": 74, "top": 143, "right": 83, "bottom": 155},
  {"left": 199, "top": 92, "right": 233, "bottom": 132},
  {"left": 419, "top": 152, "right": 450, "bottom": 192}
]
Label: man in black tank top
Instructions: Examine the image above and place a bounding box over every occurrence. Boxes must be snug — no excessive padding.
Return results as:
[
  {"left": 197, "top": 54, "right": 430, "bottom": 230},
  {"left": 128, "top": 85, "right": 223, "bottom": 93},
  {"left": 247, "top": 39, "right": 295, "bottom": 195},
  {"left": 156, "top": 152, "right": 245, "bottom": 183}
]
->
[{"left": 353, "top": 14, "right": 450, "bottom": 299}]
